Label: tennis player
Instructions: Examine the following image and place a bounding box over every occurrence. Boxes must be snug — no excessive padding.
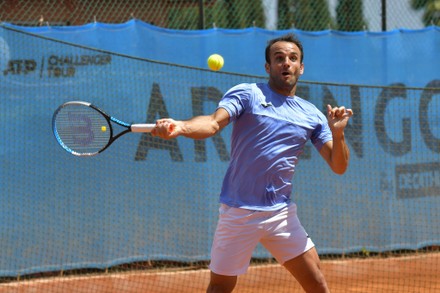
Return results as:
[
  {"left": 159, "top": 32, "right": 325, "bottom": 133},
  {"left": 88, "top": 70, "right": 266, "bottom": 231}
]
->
[{"left": 152, "top": 33, "right": 353, "bottom": 293}]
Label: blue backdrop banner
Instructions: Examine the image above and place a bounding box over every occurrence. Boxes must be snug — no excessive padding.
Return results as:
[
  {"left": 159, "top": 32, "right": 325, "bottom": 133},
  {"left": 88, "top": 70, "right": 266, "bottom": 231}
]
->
[{"left": 0, "top": 22, "right": 439, "bottom": 277}]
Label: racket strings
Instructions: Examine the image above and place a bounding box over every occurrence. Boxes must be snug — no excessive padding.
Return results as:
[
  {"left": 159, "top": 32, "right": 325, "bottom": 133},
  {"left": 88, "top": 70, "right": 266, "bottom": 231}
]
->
[{"left": 54, "top": 104, "right": 111, "bottom": 155}]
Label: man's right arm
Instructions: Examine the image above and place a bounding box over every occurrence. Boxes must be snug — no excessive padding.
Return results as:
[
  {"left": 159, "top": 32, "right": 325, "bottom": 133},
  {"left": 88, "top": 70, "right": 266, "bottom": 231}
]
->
[{"left": 151, "top": 107, "right": 230, "bottom": 140}]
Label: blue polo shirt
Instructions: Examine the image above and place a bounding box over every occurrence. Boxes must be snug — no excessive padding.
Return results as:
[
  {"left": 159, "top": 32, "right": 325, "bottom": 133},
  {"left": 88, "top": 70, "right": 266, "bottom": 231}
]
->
[{"left": 218, "top": 83, "right": 332, "bottom": 211}]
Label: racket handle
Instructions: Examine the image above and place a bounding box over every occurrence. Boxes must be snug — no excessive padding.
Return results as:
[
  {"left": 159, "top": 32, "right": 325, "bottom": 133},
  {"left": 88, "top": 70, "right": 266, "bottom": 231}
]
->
[{"left": 131, "top": 123, "right": 155, "bottom": 133}]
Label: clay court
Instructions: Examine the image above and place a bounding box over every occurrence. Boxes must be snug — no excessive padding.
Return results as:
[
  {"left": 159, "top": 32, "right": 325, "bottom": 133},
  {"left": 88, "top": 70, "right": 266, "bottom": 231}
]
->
[{"left": 1, "top": 252, "right": 438, "bottom": 293}]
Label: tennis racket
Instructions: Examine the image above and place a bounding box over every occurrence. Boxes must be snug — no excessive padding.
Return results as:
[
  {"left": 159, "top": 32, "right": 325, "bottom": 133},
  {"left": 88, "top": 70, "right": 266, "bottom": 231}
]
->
[{"left": 52, "top": 101, "right": 155, "bottom": 156}]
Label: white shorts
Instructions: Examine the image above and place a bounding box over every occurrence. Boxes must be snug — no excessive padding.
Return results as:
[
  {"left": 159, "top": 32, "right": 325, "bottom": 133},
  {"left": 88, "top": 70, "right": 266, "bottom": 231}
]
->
[{"left": 209, "top": 203, "right": 314, "bottom": 276}]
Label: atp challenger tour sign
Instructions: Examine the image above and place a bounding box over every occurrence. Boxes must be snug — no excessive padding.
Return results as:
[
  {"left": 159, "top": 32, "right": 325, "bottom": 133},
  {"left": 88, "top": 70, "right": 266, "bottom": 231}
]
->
[
  {"left": 0, "top": 23, "right": 439, "bottom": 276},
  {"left": 3, "top": 54, "right": 111, "bottom": 77}
]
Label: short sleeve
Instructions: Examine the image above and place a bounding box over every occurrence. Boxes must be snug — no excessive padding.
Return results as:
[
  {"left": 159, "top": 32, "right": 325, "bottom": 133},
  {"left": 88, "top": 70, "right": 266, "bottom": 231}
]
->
[
  {"left": 217, "top": 83, "right": 252, "bottom": 123},
  {"left": 310, "top": 110, "right": 333, "bottom": 151}
]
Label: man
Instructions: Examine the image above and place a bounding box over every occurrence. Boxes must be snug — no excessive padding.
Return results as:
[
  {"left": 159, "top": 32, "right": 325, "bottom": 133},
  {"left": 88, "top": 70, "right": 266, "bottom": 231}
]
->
[{"left": 152, "top": 33, "right": 353, "bottom": 293}]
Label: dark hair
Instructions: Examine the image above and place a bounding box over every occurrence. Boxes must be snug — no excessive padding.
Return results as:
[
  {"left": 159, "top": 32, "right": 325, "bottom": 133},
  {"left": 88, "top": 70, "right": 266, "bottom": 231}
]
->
[{"left": 265, "top": 33, "right": 304, "bottom": 64}]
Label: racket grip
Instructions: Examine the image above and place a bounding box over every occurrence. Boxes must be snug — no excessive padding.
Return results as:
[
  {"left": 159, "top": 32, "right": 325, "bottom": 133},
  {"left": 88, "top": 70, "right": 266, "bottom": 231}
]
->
[{"left": 131, "top": 123, "right": 155, "bottom": 133}]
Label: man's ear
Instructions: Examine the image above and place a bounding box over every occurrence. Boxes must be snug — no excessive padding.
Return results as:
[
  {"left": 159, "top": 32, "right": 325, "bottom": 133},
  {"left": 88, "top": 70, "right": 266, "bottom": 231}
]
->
[
  {"left": 300, "top": 63, "right": 304, "bottom": 75},
  {"left": 265, "top": 62, "right": 270, "bottom": 74}
]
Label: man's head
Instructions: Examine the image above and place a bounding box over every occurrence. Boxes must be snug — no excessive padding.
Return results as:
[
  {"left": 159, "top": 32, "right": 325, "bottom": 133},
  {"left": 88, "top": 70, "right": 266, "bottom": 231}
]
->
[
  {"left": 264, "top": 34, "right": 304, "bottom": 96},
  {"left": 265, "top": 33, "right": 304, "bottom": 65}
]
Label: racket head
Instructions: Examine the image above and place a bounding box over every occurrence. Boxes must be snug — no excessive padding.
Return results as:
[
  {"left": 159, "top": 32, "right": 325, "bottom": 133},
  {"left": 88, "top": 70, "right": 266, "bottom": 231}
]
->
[{"left": 52, "top": 101, "right": 112, "bottom": 156}]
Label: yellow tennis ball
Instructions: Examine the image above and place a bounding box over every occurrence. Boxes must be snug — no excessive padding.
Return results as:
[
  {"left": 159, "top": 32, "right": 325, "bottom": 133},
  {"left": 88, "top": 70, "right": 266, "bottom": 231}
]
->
[
  {"left": 101, "top": 126, "right": 107, "bottom": 132},
  {"left": 207, "top": 54, "right": 224, "bottom": 71}
]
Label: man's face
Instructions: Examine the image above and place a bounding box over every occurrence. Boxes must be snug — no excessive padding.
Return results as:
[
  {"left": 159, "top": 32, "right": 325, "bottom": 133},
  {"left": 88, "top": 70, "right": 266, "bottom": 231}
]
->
[{"left": 265, "top": 41, "right": 304, "bottom": 95}]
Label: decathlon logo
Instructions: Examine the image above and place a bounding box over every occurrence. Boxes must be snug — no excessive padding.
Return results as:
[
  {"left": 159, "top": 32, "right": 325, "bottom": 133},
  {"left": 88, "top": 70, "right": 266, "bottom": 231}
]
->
[{"left": 396, "top": 162, "right": 440, "bottom": 198}]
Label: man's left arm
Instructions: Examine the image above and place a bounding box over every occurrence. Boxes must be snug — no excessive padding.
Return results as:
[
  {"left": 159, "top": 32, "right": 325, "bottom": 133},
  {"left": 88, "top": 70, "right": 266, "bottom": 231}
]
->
[{"left": 319, "top": 105, "right": 353, "bottom": 175}]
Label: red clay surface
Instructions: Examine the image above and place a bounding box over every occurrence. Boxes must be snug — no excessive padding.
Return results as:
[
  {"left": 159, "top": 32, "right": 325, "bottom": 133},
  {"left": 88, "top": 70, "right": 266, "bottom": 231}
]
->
[{"left": 1, "top": 253, "right": 439, "bottom": 292}]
